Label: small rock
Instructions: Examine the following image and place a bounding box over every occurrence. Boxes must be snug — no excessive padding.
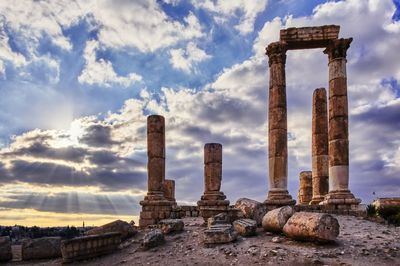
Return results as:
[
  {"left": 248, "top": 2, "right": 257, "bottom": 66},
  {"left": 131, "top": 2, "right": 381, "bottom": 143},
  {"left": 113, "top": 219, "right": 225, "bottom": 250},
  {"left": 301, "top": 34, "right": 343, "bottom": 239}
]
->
[
  {"left": 203, "top": 224, "right": 237, "bottom": 245},
  {"left": 142, "top": 229, "right": 165, "bottom": 250},
  {"left": 233, "top": 219, "right": 257, "bottom": 236},
  {"left": 158, "top": 219, "right": 184, "bottom": 234},
  {"left": 208, "top": 213, "right": 230, "bottom": 228},
  {"left": 271, "top": 236, "right": 282, "bottom": 243}
]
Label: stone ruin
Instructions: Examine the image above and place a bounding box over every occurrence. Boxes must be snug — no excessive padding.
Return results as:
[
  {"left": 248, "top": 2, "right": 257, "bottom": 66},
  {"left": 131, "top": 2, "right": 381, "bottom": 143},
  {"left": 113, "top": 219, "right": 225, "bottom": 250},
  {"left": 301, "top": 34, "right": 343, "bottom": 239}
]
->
[
  {"left": 138, "top": 25, "right": 362, "bottom": 228},
  {"left": 265, "top": 25, "right": 361, "bottom": 210}
]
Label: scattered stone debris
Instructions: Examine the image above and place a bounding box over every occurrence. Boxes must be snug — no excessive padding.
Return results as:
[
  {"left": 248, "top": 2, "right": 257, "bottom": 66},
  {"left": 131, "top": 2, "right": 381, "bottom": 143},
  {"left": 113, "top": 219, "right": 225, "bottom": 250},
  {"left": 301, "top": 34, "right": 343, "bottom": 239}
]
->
[
  {"left": 86, "top": 219, "right": 137, "bottom": 240},
  {"left": 61, "top": 232, "right": 121, "bottom": 263},
  {"left": 233, "top": 219, "right": 257, "bottom": 237},
  {"left": 203, "top": 224, "right": 238, "bottom": 245},
  {"left": 234, "top": 198, "right": 267, "bottom": 225},
  {"left": 0, "top": 236, "right": 12, "bottom": 262},
  {"left": 262, "top": 206, "right": 294, "bottom": 232},
  {"left": 142, "top": 229, "right": 165, "bottom": 250},
  {"left": 22, "top": 237, "right": 62, "bottom": 260},
  {"left": 283, "top": 212, "right": 340, "bottom": 242},
  {"left": 158, "top": 219, "right": 184, "bottom": 234},
  {"left": 208, "top": 212, "right": 230, "bottom": 227}
]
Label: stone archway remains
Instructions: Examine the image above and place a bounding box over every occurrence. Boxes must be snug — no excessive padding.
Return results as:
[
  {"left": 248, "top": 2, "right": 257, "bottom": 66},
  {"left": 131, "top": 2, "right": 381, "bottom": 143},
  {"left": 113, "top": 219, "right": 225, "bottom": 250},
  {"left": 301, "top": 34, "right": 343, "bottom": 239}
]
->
[{"left": 265, "top": 25, "right": 361, "bottom": 210}]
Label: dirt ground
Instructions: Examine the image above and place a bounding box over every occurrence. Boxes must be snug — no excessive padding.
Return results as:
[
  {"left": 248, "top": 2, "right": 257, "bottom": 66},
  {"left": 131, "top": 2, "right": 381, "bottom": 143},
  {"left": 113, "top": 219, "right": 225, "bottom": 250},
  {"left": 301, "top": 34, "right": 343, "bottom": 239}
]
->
[{"left": 8, "top": 215, "right": 400, "bottom": 266}]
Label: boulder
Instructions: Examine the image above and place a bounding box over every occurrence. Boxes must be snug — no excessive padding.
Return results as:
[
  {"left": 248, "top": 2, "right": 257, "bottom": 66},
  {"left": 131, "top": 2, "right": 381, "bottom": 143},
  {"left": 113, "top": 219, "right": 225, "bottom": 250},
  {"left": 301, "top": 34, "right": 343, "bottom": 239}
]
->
[
  {"left": 207, "top": 212, "right": 229, "bottom": 228},
  {"left": 158, "top": 219, "right": 184, "bottom": 234},
  {"left": 235, "top": 198, "right": 267, "bottom": 225},
  {"left": 203, "top": 224, "right": 237, "bottom": 245},
  {"left": 233, "top": 219, "right": 257, "bottom": 236},
  {"left": 21, "top": 237, "right": 62, "bottom": 260},
  {"left": 283, "top": 212, "right": 339, "bottom": 242},
  {"left": 262, "top": 206, "right": 294, "bottom": 232},
  {"left": 142, "top": 229, "right": 165, "bottom": 250},
  {"left": 0, "top": 236, "right": 12, "bottom": 262},
  {"left": 86, "top": 219, "right": 136, "bottom": 240}
]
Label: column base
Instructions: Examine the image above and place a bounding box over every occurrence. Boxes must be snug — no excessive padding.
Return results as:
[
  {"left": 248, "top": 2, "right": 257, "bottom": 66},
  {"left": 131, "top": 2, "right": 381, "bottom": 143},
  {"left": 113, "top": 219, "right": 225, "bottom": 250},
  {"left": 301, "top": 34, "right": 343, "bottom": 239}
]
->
[
  {"left": 309, "top": 195, "right": 326, "bottom": 205},
  {"left": 139, "top": 198, "right": 174, "bottom": 228},
  {"left": 264, "top": 190, "right": 296, "bottom": 208},
  {"left": 197, "top": 192, "right": 230, "bottom": 222},
  {"left": 201, "top": 191, "right": 227, "bottom": 201},
  {"left": 320, "top": 190, "right": 361, "bottom": 210}
]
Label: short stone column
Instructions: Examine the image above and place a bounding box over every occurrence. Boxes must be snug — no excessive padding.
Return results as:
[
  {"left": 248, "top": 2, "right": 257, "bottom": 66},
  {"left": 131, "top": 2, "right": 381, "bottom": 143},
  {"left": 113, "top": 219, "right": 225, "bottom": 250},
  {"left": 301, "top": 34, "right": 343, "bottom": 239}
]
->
[
  {"left": 197, "top": 143, "right": 230, "bottom": 221},
  {"left": 310, "top": 88, "right": 329, "bottom": 205},
  {"left": 163, "top": 179, "right": 176, "bottom": 205},
  {"left": 139, "top": 115, "right": 173, "bottom": 227},
  {"left": 322, "top": 38, "right": 360, "bottom": 208},
  {"left": 297, "top": 171, "right": 313, "bottom": 205},
  {"left": 265, "top": 41, "right": 295, "bottom": 207}
]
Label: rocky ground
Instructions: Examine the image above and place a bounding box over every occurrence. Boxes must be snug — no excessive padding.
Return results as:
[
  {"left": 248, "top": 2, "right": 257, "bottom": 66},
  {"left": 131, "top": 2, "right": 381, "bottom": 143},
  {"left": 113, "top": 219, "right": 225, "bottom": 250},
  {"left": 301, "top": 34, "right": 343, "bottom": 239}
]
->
[{"left": 8, "top": 215, "right": 400, "bottom": 266}]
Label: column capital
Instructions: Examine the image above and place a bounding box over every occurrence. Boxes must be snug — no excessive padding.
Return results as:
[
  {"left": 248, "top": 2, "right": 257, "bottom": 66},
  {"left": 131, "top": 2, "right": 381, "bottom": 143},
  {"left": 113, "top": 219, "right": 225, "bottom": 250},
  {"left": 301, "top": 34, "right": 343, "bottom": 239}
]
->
[
  {"left": 323, "top": 38, "right": 353, "bottom": 61},
  {"left": 266, "top": 41, "right": 287, "bottom": 66}
]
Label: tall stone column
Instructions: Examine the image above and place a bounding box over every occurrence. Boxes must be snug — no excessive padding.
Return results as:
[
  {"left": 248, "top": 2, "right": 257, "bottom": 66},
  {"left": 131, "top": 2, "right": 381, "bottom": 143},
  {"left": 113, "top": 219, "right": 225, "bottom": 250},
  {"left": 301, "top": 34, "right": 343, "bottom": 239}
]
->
[
  {"left": 197, "top": 143, "right": 229, "bottom": 221},
  {"left": 139, "top": 115, "right": 173, "bottom": 227},
  {"left": 322, "top": 38, "right": 360, "bottom": 208},
  {"left": 146, "top": 115, "right": 165, "bottom": 200},
  {"left": 265, "top": 41, "right": 295, "bottom": 207},
  {"left": 310, "top": 88, "right": 329, "bottom": 205}
]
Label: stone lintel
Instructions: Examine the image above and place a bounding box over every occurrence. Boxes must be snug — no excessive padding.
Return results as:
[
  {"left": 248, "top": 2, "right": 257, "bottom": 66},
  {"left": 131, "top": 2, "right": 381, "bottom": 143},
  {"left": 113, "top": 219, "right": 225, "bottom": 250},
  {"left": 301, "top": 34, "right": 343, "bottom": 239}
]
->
[{"left": 280, "top": 25, "right": 340, "bottom": 50}]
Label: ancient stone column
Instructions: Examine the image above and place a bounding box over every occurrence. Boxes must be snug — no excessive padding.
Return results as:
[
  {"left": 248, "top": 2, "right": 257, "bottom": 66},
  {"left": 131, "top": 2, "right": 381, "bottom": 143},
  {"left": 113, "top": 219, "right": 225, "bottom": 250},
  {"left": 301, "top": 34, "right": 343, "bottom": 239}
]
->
[
  {"left": 139, "top": 115, "right": 173, "bottom": 227},
  {"left": 146, "top": 115, "right": 165, "bottom": 200},
  {"left": 322, "top": 38, "right": 360, "bottom": 208},
  {"left": 197, "top": 143, "right": 230, "bottom": 221},
  {"left": 163, "top": 179, "right": 176, "bottom": 203},
  {"left": 265, "top": 41, "right": 295, "bottom": 207},
  {"left": 297, "top": 171, "right": 313, "bottom": 205},
  {"left": 202, "top": 143, "right": 225, "bottom": 200},
  {"left": 310, "top": 88, "right": 329, "bottom": 205}
]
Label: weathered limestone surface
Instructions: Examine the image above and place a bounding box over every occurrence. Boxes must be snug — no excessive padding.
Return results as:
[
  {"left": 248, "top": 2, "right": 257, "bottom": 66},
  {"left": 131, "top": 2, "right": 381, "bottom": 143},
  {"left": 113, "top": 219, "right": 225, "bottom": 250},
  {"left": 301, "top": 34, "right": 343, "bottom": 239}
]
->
[
  {"left": 139, "top": 115, "right": 173, "bottom": 227},
  {"left": 233, "top": 219, "right": 257, "bottom": 237},
  {"left": 86, "top": 220, "right": 137, "bottom": 240},
  {"left": 297, "top": 171, "right": 313, "bottom": 205},
  {"left": 198, "top": 143, "right": 230, "bottom": 221},
  {"left": 321, "top": 38, "right": 361, "bottom": 208},
  {"left": 0, "top": 236, "right": 12, "bottom": 262},
  {"left": 208, "top": 213, "right": 230, "bottom": 228},
  {"left": 265, "top": 41, "right": 295, "bottom": 207},
  {"left": 163, "top": 179, "right": 176, "bottom": 204},
  {"left": 22, "top": 237, "right": 61, "bottom": 260},
  {"left": 61, "top": 232, "right": 121, "bottom": 263},
  {"left": 158, "top": 219, "right": 184, "bottom": 234},
  {"left": 142, "top": 229, "right": 165, "bottom": 250},
  {"left": 280, "top": 25, "right": 340, "bottom": 50},
  {"left": 310, "top": 88, "right": 329, "bottom": 205},
  {"left": 203, "top": 224, "right": 237, "bottom": 245},
  {"left": 283, "top": 212, "right": 340, "bottom": 242},
  {"left": 234, "top": 198, "right": 267, "bottom": 226},
  {"left": 262, "top": 206, "right": 294, "bottom": 232}
]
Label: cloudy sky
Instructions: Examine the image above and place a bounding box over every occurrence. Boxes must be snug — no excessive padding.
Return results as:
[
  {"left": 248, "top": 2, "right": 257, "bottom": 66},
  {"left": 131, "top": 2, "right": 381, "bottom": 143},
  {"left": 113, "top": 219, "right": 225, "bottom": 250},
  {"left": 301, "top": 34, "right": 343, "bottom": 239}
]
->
[{"left": 0, "top": 0, "right": 399, "bottom": 226}]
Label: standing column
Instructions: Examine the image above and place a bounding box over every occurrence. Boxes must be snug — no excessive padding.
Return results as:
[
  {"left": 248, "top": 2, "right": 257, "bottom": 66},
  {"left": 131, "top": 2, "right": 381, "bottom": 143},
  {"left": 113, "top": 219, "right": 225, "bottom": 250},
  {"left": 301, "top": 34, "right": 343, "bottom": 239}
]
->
[
  {"left": 297, "top": 171, "right": 313, "bottom": 205},
  {"left": 197, "top": 143, "right": 229, "bottom": 221},
  {"left": 163, "top": 179, "right": 176, "bottom": 205},
  {"left": 310, "top": 88, "right": 329, "bottom": 205},
  {"left": 265, "top": 41, "right": 295, "bottom": 206},
  {"left": 322, "top": 38, "right": 360, "bottom": 208},
  {"left": 202, "top": 143, "right": 226, "bottom": 200},
  {"left": 146, "top": 115, "right": 166, "bottom": 200}
]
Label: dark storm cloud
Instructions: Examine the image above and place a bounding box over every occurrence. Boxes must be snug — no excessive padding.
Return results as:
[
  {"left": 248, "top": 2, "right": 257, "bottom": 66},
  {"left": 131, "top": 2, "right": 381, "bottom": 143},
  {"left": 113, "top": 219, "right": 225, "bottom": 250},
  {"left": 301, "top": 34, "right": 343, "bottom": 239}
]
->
[
  {"left": 352, "top": 101, "right": 400, "bottom": 130},
  {"left": 6, "top": 142, "right": 87, "bottom": 163},
  {"left": 80, "top": 124, "right": 120, "bottom": 147},
  {"left": 6, "top": 159, "right": 147, "bottom": 191},
  {"left": 0, "top": 191, "right": 141, "bottom": 215}
]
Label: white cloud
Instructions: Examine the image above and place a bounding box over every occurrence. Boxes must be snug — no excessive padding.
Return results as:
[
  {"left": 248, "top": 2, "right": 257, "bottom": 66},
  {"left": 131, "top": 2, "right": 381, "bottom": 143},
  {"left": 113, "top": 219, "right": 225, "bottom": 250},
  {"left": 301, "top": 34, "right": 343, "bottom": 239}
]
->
[
  {"left": 169, "top": 42, "right": 211, "bottom": 73},
  {"left": 193, "top": 0, "right": 268, "bottom": 34},
  {"left": 78, "top": 40, "right": 142, "bottom": 87}
]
